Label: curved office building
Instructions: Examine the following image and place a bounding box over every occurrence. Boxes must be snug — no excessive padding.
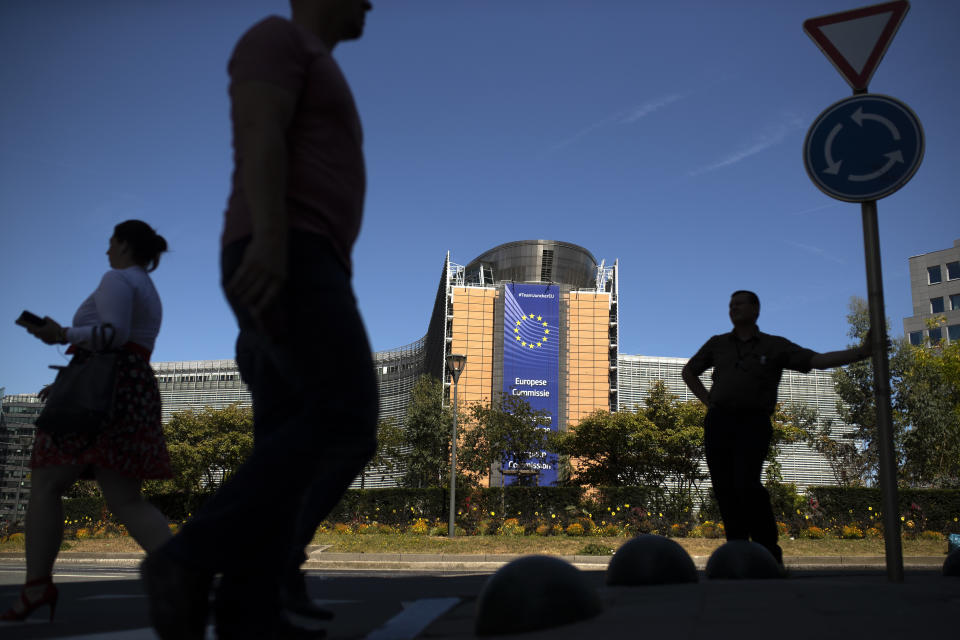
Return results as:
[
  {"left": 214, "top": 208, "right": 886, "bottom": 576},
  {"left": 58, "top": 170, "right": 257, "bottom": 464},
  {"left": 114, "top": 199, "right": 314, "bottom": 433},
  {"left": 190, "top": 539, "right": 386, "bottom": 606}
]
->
[{"left": 1, "top": 239, "right": 845, "bottom": 505}]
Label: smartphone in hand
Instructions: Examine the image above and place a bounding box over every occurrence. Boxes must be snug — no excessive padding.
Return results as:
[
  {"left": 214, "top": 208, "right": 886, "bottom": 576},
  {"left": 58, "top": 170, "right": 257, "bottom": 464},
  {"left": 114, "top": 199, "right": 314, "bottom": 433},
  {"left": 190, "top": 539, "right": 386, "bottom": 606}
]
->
[{"left": 16, "top": 310, "right": 45, "bottom": 328}]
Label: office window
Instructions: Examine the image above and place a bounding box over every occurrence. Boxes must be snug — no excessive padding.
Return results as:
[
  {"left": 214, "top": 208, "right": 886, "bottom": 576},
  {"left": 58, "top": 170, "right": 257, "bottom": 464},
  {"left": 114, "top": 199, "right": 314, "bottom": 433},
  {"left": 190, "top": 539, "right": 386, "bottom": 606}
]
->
[
  {"left": 951, "top": 294, "right": 960, "bottom": 311},
  {"left": 929, "top": 327, "right": 943, "bottom": 344},
  {"left": 909, "top": 331, "right": 923, "bottom": 346},
  {"left": 948, "top": 261, "right": 960, "bottom": 280},
  {"left": 928, "top": 265, "right": 942, "bottom": 284},
  {"left": 931, "top": 297, "right": 945, "bottom": 313}
]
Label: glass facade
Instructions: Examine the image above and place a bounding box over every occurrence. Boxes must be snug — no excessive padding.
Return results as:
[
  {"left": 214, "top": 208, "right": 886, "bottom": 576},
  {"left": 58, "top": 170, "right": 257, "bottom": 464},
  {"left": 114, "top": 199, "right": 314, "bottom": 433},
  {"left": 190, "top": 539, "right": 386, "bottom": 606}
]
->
[{"left": 617, "top": 355, "right": 852, "bottom": 489}]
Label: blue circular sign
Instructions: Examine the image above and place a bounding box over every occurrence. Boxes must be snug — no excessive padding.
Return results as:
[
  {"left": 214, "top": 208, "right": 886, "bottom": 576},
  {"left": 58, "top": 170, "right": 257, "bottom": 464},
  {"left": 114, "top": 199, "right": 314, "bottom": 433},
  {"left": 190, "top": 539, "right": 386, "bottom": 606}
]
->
[{"left": 804, "top": 94, "right": 923, "bottom": 202}]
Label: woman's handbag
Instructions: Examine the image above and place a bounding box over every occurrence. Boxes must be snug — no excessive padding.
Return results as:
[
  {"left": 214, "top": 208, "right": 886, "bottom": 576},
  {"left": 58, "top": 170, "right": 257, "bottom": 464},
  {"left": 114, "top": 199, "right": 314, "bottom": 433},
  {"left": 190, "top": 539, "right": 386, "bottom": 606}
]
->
[{"left": 36, "top": 325, "right": 120, "bottom": 435}]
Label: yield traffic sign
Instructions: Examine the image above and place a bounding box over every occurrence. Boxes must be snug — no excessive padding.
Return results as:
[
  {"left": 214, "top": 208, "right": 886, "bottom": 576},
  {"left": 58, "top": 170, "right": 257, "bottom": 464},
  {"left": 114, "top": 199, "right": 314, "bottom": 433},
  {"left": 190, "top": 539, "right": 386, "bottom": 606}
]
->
[
  {"left": 803, "top": 94, "right": 923, "bottom": 202},
  {"left": 804, "top": 1, "right": 909, "bottom": 92}
]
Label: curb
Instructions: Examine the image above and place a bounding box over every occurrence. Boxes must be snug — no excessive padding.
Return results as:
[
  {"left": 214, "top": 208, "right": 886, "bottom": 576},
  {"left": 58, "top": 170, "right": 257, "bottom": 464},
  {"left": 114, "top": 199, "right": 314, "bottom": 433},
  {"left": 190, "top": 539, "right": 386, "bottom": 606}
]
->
[{"left": 1, "top": 552, "right": 944, "bottom": 572}]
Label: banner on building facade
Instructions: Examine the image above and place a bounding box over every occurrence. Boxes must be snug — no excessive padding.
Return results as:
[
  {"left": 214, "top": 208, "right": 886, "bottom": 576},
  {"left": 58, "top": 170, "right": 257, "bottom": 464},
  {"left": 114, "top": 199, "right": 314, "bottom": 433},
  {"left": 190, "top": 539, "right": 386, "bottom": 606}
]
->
[{"left": 502, "top": 283, "right": 559, "bottom": 485}]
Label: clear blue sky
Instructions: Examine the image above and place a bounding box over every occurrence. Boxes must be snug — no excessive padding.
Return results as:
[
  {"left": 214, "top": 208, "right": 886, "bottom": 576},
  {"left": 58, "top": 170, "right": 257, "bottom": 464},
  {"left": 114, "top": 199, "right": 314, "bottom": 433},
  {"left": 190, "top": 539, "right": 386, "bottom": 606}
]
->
[{"left": 2, "top": 1, "right": 958, "bottom": 395}]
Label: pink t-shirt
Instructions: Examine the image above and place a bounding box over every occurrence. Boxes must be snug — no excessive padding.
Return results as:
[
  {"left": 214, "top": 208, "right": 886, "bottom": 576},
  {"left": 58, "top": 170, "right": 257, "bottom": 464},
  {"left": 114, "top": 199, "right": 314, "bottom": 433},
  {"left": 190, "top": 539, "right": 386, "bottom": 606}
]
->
[{"left": 222, "top": 16, "right": 365, "bottom": 272}]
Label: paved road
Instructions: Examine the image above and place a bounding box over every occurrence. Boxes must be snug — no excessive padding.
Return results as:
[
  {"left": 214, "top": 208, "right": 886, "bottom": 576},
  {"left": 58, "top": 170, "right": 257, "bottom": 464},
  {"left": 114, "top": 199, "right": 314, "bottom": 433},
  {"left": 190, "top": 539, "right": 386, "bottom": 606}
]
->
[
  {"left": 2, "top": 562, "right": 958, "bottom": 639},
  {"left": 0, "top": 563, "right": 492, "bottom": 639}
]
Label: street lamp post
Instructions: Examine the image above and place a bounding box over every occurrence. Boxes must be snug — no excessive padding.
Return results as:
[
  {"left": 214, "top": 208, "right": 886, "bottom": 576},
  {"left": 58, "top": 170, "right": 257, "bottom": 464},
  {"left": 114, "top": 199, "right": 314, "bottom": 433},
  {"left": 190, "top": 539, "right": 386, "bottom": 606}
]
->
[{"left": 446, "top": 354, "right": 466, "bottom": 538}]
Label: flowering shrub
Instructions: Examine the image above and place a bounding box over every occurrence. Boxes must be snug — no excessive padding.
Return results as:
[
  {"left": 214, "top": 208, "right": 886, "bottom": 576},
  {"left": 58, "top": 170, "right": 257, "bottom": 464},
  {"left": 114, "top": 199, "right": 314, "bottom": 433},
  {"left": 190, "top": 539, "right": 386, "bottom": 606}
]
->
[
  {"left": 865, "top": 527, "right": 883, "bottom": 539},
  {"left": 497, "top": 518, "right": 526, "bottom": 536},
  {"left": 597, "top": 523, "right": 622, "bottom": 537},
  {"left": 798, "top": 526, "right": 827, "bottom": 539},
  {"left": 407, "top": 518, "right": 430, "bottom": 535},
  {"left": 919, "top": 530, "right": 944, "bottom": 541},
  {"left": 667, "top": 523, "right": 684, "bottom": 538},
  {"left": 776, "top": 522, "right": 789, "bottom": 536},
  {"left": 473, "top": 519, "right": 495, "bottom": 536},
  {"left": 565, "top": 522, "right": 585, "bottom": 536},
  {"left": 840, "top": 525, "right": 865, "bottom": 540},
  {"left": 534, "top": 523, "right": 553, "bottom": 536},
  {"left": 332, "top": 523, "right": 352, "bottom": 535},
  {"left": 691, "top": 520, "right": 724, "bottom": 539}
]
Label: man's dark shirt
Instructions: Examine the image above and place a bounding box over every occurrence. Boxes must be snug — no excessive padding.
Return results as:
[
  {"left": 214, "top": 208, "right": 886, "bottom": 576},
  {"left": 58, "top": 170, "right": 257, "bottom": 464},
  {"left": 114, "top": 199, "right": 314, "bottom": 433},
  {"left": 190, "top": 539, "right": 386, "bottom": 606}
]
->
[{"left": 686, "top": 327, "right": 815, "bottom": 416}]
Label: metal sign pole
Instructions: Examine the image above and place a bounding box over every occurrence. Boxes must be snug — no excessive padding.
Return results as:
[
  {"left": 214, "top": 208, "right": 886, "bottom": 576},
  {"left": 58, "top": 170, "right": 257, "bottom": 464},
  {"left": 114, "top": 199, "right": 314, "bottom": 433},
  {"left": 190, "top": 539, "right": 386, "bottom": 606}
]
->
[{"left": 860, "top": 200, "right": 904, "bottom": 582}]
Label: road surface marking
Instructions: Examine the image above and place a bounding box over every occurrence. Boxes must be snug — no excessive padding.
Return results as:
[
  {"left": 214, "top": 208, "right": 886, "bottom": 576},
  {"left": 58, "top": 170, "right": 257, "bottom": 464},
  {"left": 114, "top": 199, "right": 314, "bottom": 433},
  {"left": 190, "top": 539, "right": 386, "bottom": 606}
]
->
[{"left": 366, "top": 597, "right": 461, "bottom": 640}]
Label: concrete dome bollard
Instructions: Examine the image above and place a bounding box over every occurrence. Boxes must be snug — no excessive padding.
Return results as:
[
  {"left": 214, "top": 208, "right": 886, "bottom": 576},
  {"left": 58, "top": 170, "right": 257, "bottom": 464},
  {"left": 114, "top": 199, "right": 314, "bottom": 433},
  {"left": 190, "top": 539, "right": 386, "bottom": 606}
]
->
[
  {"left": 606, "top": 534, "right": 698, "bottom": 586},
  {"left": 705, "top": 540, "right": 782, "bottom": 580},
  {"left": 475, "top": 555, "right": 602, "bottom": 635},
  {"left": 943, "top": 547, "right": 960, "bottom": 577}
]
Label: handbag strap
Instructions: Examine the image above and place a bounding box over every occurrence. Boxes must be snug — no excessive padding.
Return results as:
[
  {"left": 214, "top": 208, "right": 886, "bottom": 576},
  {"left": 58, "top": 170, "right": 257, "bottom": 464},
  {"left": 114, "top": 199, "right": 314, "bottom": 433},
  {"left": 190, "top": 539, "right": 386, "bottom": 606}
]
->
[{"left": 92, "top": 323, "right": 118, "bottom": 353}]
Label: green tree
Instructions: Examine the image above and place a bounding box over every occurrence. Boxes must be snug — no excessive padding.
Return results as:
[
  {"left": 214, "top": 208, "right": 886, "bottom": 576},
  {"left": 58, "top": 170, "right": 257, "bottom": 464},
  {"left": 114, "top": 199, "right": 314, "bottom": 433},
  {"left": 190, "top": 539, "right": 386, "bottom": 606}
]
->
[
  {"left": 897, "top": 321, "right": 960, "bottom": 486},
  {"left": 160, "top": 404, "right": 254, "bottom": 497},
  {"left": 642, "top": 381, "right": 707, "bottom": 519},
  {"left": 784, "top": 402, "right": 865, "bottom": 486},
  {"left": 399, "top": 375, "right": 451, "bottom": 488},
  {"left": 550, "top": 409, "right": 662, "bottom": 487},
  {"left": 358, "top": 417, "right": 406, "bottom": 489},
  {"left": 831, "top": 296, "right": 909, "bottom": 483},
  {"left": 459, "top": 393, "right": 553, "bottom": 486}
]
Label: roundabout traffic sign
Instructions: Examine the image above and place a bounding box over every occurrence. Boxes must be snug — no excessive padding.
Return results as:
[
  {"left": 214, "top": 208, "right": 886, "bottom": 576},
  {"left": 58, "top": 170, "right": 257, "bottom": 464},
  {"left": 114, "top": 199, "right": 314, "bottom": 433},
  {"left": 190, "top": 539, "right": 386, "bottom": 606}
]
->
[{"left": 803, "top": 93, "right": 923, "bottom": 202}]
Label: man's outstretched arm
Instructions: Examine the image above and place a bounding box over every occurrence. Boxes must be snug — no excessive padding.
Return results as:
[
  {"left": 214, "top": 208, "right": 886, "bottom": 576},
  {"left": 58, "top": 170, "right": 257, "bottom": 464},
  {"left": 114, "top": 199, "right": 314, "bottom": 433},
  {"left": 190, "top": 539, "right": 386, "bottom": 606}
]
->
[{"left": 810, "top": 329, "right": 874, "bottom": 370}]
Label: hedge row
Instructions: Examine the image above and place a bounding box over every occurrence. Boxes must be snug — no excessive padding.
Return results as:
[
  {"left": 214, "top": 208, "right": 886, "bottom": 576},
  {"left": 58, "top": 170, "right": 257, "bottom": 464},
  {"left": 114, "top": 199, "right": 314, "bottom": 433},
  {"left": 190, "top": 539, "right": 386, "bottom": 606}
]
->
[
  {"left": 807, "top": 487, "right": 960, "bottom": 531},
  {"left": 57, "top": 485, "right": 960, "bottom": 533}
]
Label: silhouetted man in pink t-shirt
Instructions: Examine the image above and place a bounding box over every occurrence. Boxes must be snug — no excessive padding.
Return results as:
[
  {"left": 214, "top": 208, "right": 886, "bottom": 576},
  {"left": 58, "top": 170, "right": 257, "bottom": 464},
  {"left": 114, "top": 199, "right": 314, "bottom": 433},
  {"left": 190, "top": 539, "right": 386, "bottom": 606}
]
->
[{"left": 143, "top": 3, "right": 376, "bottom": 639}]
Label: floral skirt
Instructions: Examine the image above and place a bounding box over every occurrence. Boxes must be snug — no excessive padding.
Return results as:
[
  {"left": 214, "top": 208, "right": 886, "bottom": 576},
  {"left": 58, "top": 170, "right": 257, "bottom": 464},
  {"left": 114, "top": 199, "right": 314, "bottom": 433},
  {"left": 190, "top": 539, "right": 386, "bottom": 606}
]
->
[{"left": 31, "top": 349, "right": 173, "bottom": 479}]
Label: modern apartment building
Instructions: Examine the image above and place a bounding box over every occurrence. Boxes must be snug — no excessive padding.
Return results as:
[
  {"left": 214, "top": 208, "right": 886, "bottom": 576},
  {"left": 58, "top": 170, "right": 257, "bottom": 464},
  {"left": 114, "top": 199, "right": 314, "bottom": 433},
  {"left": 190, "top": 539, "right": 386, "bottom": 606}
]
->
[
  {"left": 903, "top": 239, "right": 960, "bottom": 346},
  {"left": 0, "top": 391, "right": 42, "bottom": 526}
]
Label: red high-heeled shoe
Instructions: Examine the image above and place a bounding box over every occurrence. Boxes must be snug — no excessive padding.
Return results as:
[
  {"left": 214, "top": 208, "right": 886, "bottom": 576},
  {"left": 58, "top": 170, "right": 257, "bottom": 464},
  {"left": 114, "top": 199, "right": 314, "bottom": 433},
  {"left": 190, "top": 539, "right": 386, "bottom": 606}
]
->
[{"left": 0, "top": 576, "right": 59, "bottom": 622}]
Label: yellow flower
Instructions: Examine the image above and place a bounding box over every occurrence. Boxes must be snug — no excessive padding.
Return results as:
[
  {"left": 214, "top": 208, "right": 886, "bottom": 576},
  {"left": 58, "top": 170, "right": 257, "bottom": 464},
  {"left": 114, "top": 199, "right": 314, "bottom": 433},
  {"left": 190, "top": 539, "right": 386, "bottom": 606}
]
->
[
  {"left": 868, "top": 506, "right": 873, "bottom": 511},
  {"left": 551, "top": 514, "right": 556, "bottom": 519},
  {"left": 624, "top": 504, "right": 630, "bottom": 508},
  {"left": 490, "top": 511, "right": 495, "bottom": 516}
]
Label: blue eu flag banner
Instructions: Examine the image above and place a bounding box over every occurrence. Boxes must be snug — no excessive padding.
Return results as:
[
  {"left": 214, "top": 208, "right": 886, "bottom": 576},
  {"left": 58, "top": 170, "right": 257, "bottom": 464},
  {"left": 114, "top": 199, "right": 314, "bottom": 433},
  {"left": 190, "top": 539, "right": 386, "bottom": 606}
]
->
[{"left": 502, "top": 283, "right": 560, "bottom": 485}]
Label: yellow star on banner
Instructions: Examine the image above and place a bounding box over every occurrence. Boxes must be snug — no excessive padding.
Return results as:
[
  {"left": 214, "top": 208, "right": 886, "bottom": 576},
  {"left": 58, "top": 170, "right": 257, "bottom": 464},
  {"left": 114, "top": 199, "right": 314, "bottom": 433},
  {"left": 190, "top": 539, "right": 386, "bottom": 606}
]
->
[
  {"left": 521, "top": 341, "right": 526, "bottom": 347},
  {"left": 529, "top": 343, "right": 534, "bottom": 349},
  {"left": 536, "top": 342, "right": 542, "bottom": 347},
  {"left": 514, "top": 328, "right": 519, "bottom": 333},
  {"left": 542, "top": 321, "right": 548, "bottom": 326},
  {"left": 528, "top": 314, "right": 535, "bottom": 319},
  {"left": 515, "top": 335, "right": 521, "bottom": 341},
  {"left": 544, "top": 329, "right": 550, "bottom": 334},
  {"left": 542, "top": 336, "right": 547, "bottom": 341},
  {"left": 516, "top": 320, "right": 522, "bottom": 326},
  {"left": 537, "top": 315, "right": 542, "bottom": 321}
]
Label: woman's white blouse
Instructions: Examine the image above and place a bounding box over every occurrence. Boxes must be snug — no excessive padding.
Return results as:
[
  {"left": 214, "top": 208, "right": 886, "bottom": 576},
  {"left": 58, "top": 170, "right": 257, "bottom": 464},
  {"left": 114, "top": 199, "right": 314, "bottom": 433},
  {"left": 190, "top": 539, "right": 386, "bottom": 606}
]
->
[{"left": 65, "top": 267, "right": 162, "bottom": 351}]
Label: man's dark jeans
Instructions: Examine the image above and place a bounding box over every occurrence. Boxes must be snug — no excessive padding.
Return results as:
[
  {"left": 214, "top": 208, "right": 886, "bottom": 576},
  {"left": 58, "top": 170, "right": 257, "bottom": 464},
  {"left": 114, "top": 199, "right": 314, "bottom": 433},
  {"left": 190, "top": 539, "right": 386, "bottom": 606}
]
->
[
  {"left": 704, "top": 409, "right": 782, "bottom": 564},
  {"left": 162, "top": 232, "right": 378, "bottom": 636}
]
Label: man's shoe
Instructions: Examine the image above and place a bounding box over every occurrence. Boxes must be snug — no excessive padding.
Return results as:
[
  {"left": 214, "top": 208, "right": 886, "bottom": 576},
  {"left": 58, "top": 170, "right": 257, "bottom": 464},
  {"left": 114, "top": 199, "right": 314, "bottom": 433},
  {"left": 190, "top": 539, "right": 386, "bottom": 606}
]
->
[
  {"left": 140, "top": 551, "right": 213, "bottom": 640},
  {"left": 282, "top": 571, "right": 333, "bottom": 620}
]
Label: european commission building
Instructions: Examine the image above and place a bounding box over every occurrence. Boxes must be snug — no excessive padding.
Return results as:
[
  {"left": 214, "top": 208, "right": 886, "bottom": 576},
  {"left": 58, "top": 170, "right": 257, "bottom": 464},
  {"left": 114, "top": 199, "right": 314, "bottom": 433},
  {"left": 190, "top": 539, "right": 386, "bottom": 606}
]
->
[
  {"left": 2, "top": 240, "right": 851, "bottom": 523},
  {"left": 153, "top": 240, "right": 849, "bottom": 490}
]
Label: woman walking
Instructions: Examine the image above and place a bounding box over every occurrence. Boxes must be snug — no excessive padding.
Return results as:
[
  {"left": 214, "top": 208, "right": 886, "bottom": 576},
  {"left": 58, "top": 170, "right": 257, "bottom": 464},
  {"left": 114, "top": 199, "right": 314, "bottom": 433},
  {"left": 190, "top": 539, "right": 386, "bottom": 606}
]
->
[{"left": 2, "top": 220, "right": 174, "bottom": 622}]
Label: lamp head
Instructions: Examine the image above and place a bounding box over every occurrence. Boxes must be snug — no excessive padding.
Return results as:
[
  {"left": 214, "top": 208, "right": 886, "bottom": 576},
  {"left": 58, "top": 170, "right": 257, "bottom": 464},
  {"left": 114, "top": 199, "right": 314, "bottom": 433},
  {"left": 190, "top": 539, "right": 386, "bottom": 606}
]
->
[{"left": 446, "top": 353, "right": 467, "bottom": 383}]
